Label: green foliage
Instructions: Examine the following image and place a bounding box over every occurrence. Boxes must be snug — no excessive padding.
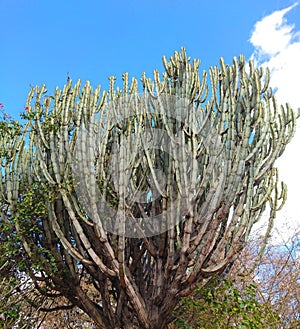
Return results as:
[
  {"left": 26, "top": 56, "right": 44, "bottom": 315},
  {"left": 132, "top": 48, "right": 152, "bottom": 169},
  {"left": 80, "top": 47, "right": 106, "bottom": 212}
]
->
[
  {"left": 173, "top": 279, "right": 280, "bottom": 329},
  {"left": 15, "top": 183, "right": 59, "bottom": 273},
  {"left": 0, "top": 260, "right": 35, "bottom": 329}
]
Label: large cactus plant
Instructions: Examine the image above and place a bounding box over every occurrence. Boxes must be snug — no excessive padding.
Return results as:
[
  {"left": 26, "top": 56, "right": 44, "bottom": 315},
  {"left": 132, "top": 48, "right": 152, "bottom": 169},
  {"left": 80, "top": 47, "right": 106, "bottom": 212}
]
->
[{"left": 0, "top": 48, "right": 298, "bottom": 328}]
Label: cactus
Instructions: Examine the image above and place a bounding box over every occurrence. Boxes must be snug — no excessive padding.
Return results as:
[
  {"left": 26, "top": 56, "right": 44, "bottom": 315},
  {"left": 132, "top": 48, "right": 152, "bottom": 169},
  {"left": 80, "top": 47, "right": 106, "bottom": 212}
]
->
[{"left": 1, "top": 48, "right": 298, "bottom": 329}]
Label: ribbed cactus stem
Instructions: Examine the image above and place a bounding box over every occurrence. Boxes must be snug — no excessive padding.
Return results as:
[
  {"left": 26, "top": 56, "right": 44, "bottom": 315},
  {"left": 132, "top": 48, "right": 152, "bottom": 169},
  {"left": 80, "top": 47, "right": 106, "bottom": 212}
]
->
[{"left": 1, "top": 48, "right": 298, "bottom": 329}]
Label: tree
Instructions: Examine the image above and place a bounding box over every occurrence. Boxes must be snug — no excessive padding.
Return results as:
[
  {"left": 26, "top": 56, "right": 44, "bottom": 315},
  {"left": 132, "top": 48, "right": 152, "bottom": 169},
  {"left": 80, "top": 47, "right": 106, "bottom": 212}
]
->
[
  {"left": 231, "top": 230, "right": 300, "bottom": 328},
  {"left": 171, "top": 228, "right": 300, "bottom": 329},
  {"left": 0, "top": 48, "right": 298, "bottom": 328},
  {"left": 0, "top": 114, "right": 37, "bottom": 328}
]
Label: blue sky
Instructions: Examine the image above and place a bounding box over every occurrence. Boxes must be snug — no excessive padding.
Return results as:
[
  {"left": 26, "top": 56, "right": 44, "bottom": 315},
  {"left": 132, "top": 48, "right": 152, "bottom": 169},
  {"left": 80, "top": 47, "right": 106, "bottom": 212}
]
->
[
  {"left": 1, "top": 0, "right": 299, "bottom": 119},
  {"left": 1, "top": 0, "right": 300, "bottom": 242}
]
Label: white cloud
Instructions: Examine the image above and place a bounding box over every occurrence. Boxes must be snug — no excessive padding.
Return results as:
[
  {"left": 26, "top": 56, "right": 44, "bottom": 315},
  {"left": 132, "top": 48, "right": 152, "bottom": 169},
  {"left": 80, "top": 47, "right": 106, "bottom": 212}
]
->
[
  {"left": 249, "top": 3, "right": 300, "bottom": 243},
  {"left": 250, "top": 3, "right": 299, "bottom": 58},
  {"left": 250, "top": 2, "right": 300, "bottom": 108}
]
